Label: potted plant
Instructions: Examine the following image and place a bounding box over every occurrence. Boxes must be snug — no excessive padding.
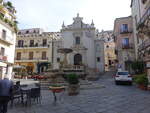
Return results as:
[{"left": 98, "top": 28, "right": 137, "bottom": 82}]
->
[
  {"left": 133, "top": 74, "right": 148, "bottom": 90},
  {"left": 66, "top": 74, "right": 80, "bottom": 96}
]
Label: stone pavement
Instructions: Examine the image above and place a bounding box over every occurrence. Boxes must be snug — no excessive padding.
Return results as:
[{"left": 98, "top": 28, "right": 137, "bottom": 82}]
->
[{"left": 8, "top": 71, "right": 150, "bottom": 113}]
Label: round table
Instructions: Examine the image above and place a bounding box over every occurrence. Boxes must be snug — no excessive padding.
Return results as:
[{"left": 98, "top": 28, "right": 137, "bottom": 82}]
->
[{"left": 49, "top": 86, "right": 65, "bottom": 103}]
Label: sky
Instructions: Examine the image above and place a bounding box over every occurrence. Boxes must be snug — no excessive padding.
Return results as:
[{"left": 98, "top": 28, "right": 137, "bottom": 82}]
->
[{"left": 7, "top": 0, "right": 131, "bottom": 32}]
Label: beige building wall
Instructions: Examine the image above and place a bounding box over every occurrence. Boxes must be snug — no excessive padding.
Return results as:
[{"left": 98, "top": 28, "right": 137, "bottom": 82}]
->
[
  {"left": 0, "top": 2, "right": 17, "bottom": 79},
  {"left": 114, "top": 16, "right": 135, "bottom": 72},
  {"left": 15, "top": 29, "right": 61, "bottom": 74},
  {"left": 98, "top": 30, "right": 116, "bottom": 71}
]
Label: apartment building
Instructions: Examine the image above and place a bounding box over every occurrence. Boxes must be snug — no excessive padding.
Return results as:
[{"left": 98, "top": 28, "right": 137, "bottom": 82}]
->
[
  {"left": 0, "top": 1, "right": 17, "bottom": 79},
  {"left": 131, "top": 0, "right": 150, "bottom": 60},
  {"left": 114, "top": 16, "right": 135, "bottom": 73},
  {"left": 15, "top": 28, "right": 61, "bottom": 74},
  {"left": 131, "top": 0, "right": 150, "bottom": 84},
  {"left": 98, "top": 30, "right": 116, "bottom": 71}
]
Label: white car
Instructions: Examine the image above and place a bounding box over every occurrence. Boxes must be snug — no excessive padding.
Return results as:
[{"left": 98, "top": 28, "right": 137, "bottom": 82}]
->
[{"left": 115, "top": 71, "right": 132, "bottom": 85}]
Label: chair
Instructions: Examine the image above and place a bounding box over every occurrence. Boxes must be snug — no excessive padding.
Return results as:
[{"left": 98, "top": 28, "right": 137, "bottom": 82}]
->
[
  {"left": 10, "top": 85, "right": 23, "bottom": 107},
  {"left": 27, "top": 87, "right": 41, "bottom": 105}
]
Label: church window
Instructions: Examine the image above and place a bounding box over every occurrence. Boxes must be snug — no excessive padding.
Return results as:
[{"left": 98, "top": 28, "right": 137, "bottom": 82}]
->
[{"left": 75, "top": 37, "right": 80, "bottom": 45}]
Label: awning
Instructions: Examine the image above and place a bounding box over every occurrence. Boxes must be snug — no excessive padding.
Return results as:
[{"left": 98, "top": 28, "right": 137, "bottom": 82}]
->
[{"left": 0, "top": 62, "right": 7, "bottom": 67}]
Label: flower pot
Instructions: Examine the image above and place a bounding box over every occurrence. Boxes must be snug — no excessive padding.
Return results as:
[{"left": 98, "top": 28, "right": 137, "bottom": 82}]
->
[
  {"left": 49, "top": 86, "right": 65, "bottom": 93},
  {"left": 138, "top": 84, "right": 147, "bottom": 90},
  {"left": 68, "top": 84, "right": 80, "bottom": 96}
]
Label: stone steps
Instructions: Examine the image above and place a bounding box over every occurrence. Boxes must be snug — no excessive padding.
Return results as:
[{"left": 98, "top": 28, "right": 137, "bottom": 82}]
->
[{"left": 40, "top": 79, "right": 103, "bottom": 90}]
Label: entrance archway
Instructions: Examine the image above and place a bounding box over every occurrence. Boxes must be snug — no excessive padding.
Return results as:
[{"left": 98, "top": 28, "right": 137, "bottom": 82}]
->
[{"left": 74, "top": 54, "right": 82, "bottom": 65}]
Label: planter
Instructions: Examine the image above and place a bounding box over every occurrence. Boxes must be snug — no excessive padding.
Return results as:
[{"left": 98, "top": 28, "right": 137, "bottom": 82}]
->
[
  {"left": 138, "top": 84, "right": 147, "bottom": 90},
  {"left": 49, "top": 86, "right": 65, "bottom": 93},
  {"left": 68, "top": 84, "right": 80, "bottom": 96}
]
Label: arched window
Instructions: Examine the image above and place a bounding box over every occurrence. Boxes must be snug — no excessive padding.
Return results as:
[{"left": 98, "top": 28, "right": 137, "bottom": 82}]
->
[{"left": 75, "top": 37, "right": 80, "bottom": 45}]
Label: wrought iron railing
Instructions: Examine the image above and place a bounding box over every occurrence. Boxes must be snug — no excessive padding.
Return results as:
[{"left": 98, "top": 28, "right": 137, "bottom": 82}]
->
[{"left": 137, "top": 6, "right": 150, "bottom": 29}]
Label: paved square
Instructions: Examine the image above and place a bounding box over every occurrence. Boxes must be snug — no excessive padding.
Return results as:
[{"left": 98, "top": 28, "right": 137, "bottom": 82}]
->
[{"left": 8, "top": 72, "right": 150, "bottom": 113}]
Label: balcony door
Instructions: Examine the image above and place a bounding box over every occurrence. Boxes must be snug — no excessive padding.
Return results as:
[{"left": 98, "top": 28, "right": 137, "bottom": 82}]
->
[
  {"left": 29, "top": 52, "right": 33, "bottom": 60},
  {"left": 121, "top": 24, "right": 128, "bottom": 32},
  {"left": 43, "top": 39, "right": 47, "bottom": 46},
  {"left": 30, "top": 40, "right": 34, "bottom": 47},
  {"left": 18, "top": 40, "right": 24, "bottom": 47},
  {"left": 42, "top": 51, "right": 46, "bottom": 60},
  {"left": 17, "top": 52, "right": 21, "bottom": 60},
  {"left": 2, "top": 30, "right": 6, "bottom": 40},
  {"left": 122, "top": 38, "right": 129, "bottom": 47}
]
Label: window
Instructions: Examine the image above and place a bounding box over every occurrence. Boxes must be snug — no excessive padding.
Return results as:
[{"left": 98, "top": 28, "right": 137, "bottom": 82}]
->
[
  {"left": 42, "top": 51, "right": 46, "bottom": 60},
  {"left": 122, "top": 38, "right": 129, "bottom": 46},
  {"left": 75, "top": 37, "right": 80, "bottom": 45},
  {"left": 97, "top": 57, "right": 100, "bottom": 62},
  {"left": 26, "top": 30, "right": 29, "bottom": 34},
  {"left": 18, "top": 40, "right": 24, "bottom": 47},
  {"left": 2, "top": 30, "right": 6, "bottom": 39},
  {"left": 18, "top": 32, "right": 21, "bottom": 35},
  {"left": 118, "top": 72, "right": 128, "bottom": 75},
  {"left": 1, "top": 47, "right": 5, "bottom": 56},
  {"left": 142, "top": 0, "right": 147, "bottom": 4},
  {"left": 121, "top": 24, "right": 128, "bottom": 33},
  {"left": 43, "top": 39, "right": 47, "bottom": 46},
  {"left": 57, "top": 58, "right": 60, "bottom": 62},
  {"left": 29, "top": 52, "right": 33, "bottom": 60},
  {"left": 17, "top": 52, "right": 21, "bottom": 60},
  {"left": 30, "top": 40, "right": 34, "bottom": 47},
  {"left": 96, "top": 44, "right": 100, "bottom": 51}
]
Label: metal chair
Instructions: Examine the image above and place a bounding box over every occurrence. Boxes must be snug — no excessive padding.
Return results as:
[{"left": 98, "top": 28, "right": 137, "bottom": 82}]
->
[{"left": 10, "top": 84, "right": 23, "bottom": 107}]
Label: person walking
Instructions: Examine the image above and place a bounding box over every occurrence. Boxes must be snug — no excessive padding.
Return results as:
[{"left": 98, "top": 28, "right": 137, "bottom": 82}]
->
[{"left": 0, "top": 77, "right": 13, "bottom": 113}]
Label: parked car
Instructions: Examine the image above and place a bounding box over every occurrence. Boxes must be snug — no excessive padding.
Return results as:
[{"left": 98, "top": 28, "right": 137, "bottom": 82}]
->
[{"left": 114, "top": 71, "right": 132, "bottom": 85}]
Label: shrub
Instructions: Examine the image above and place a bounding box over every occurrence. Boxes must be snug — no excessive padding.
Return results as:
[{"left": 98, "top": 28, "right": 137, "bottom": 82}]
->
[
  {"left": 131, "top": 61, "right": 145, "bottom": 74},
  {"left": 66, "top": 74, "right": 79, "bottom": 84},
  {"left": 133, "top": 74, "right": 148, "bottom": 86}
]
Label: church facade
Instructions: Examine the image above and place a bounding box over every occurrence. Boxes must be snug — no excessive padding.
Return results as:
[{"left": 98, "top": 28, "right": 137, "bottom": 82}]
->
[{"left": 53, "top": 14, "right": 105, "bottom": 73}]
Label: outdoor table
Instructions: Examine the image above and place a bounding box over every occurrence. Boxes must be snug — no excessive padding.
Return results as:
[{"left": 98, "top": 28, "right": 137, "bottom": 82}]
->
[
  {"left": 21, "top": 86, "right": 39, "bottom": 106},
  {"left": 49, "top": 86, "right": 65, "bottom": 103}
]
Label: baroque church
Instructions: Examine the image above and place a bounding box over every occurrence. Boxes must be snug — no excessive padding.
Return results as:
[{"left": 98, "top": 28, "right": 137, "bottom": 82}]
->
[{"left": 53, "top": 14, "right": 105, "bottom": 73}]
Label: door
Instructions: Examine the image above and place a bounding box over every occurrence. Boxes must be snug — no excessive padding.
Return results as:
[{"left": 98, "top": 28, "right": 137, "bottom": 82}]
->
[{"left": 74, "top": 54, "right": 82, "bottom": 65}]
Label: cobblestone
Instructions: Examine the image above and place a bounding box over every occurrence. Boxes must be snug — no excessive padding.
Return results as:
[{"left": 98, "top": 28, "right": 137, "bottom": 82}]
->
[{"left": 8, "top": 71, "right": 150, "bottom": 113}]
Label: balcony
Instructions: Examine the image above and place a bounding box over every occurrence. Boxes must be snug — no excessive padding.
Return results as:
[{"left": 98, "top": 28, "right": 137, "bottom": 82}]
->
[
  {"left": 0, "top": 35, "right": 13, "bottom": 45},
  {"left": 122, "top": 44, "right": 134, "bottom": 49},
  {"left": 120, "top": 29, "right": 133, "bottom": 34},
  {"left": 138, "top": 39, "right": 150, "bottom": 51},
  {"left": 15, "top": 57, "right": 49, "bottom": 62},
  {"left": 16, "top": 44, "right": 49, "bottom": 49},
  {"left": 137, "top": 6, "right": 150, "bottom": 29}
]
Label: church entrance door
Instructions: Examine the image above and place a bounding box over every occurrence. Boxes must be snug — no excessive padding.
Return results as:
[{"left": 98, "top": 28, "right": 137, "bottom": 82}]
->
[{"left": 74, "top": 54, "right": 82, "bottom": 65}]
